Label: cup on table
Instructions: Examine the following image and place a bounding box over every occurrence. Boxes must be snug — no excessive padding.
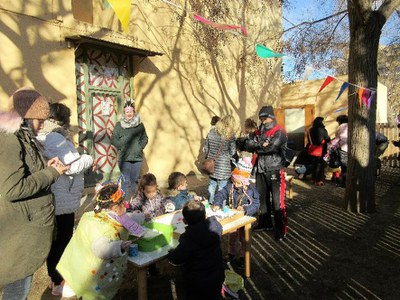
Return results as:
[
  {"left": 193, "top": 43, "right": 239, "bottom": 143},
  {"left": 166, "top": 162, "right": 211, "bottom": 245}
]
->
[{"left": 129, "top": 243, "right": 139, "bottom": 257}]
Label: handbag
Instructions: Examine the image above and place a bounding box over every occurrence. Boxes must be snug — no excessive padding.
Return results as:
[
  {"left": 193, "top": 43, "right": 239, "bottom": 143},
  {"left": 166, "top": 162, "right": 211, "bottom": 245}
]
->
[
  {"left": 202, "top": 140, "right": 224, "bottom": 175},
  {"left": 307, "top": 132, "right": 325, "bottom": 157}
]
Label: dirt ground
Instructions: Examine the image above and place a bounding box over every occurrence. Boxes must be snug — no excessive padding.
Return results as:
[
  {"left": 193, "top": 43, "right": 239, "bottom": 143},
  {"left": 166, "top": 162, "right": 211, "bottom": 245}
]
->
[{"left": 5, "top": 167, "right": 400, "bottom": 300}]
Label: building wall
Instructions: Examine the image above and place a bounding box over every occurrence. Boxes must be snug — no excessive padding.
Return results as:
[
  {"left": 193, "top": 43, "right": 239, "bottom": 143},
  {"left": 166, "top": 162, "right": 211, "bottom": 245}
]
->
[{"left": 0, "top": 1, "right": 283, "bottom": 184}]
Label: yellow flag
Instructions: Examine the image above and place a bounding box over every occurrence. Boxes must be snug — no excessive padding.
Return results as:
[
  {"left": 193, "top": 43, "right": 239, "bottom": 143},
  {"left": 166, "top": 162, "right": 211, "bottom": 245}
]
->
[{"left": 107, "top": 0, "right": 130, "bottom": 32}]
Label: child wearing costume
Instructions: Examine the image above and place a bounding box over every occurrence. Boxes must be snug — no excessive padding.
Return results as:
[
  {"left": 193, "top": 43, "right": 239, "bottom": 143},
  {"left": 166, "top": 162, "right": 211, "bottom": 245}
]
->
[
  {"left": 168, "top": 200, "right": 225, "bottom": 300},
  {"left": 57, "top": 182, "right": 144, "bottom": 300},
  {"left": 165, "top": 172, "right": 202, "bottom": 210},
  {"left": 213, "top": 157, "right": 260, "bottom": 266}
]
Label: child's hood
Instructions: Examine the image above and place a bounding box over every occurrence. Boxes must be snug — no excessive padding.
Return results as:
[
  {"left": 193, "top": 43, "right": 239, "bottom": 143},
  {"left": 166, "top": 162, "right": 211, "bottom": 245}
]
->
[{"left": 185, "top": 216, "right": 222, "bottom": 247}]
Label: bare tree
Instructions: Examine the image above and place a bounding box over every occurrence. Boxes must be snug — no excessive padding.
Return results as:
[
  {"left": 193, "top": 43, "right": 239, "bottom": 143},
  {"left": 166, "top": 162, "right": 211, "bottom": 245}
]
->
[{"left": 284, "top": 0, "right": 400, "bottom": 213}]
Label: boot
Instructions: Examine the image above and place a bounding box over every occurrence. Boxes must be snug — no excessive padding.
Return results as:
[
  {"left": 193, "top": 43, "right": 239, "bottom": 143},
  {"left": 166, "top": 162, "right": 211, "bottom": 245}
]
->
[
  {"left": 253, "top": 213, "right": 273, "bottom": 232},
  {"left": 273, "top": 210, "right": 285, "bottom": 241}
]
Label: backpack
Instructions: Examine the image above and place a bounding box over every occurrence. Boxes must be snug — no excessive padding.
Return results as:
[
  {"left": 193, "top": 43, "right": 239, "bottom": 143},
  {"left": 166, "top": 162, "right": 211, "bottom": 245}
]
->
[{"left": 265, "top": 125, "right": 295, "bottom": 167}]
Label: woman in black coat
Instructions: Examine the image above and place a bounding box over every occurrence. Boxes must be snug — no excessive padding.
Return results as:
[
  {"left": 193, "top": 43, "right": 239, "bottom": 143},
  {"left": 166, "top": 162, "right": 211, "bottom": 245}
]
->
[{"left": 307, "top": 117, "right": 331, "bottom": 185}]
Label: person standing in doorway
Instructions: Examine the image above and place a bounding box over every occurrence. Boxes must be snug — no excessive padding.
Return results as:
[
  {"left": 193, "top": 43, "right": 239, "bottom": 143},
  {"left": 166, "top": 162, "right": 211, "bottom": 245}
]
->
[
  {"left": 111, "top": 99, "right": 148, "bottom": 201},
  {"left": 204, "top": 115, "right": 237, "bottom": 204}
]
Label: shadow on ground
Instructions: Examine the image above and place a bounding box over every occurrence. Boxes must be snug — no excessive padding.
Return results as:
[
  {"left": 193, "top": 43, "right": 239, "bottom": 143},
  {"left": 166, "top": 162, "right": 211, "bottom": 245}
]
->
[{"left": 22, "top": 167, "right": 400, "bottom": 299}]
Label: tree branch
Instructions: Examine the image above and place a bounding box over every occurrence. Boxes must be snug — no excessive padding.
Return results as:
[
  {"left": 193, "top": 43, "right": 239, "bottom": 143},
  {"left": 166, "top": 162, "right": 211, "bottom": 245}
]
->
[
  {"left": 283, "top": 10, "right": 348, "bottom": 33},
  {"left": 378, "top": 0, "right": 400, "bottom": 20}
]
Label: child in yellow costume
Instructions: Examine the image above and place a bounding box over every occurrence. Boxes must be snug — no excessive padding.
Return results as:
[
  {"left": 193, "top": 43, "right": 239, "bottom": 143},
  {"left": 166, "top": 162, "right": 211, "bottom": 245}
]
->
[{"left": 57, "top": 182, "right": 144, "bottom": 299}]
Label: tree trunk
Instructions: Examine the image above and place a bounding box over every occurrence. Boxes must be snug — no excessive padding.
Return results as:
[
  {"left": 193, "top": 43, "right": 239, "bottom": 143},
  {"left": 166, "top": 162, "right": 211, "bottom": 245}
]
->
[{"left": 345, "top": 3, "right": 384, "bottom": 213}]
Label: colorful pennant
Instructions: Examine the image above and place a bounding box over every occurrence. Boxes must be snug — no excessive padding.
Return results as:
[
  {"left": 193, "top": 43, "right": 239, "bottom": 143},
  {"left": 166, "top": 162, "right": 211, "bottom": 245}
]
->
[
  {"left": 193, "top": 14, "right": 248, "bottom": 36},
  {"left": 318, "top": 75, "right": 335, "bottom": 93},
  {"left": 255, "top": 44, "right": 284, "bottom": 58},
  {"left": 107, "top": 0, "right": 130, "bottom": 32},
  {"left": 335, "top": 82, "right": 350, "bottom": 101}
]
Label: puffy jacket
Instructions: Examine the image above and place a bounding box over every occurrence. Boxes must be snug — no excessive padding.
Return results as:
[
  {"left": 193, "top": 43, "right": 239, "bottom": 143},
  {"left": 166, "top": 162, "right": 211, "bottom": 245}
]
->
[
  {"left": 245, "top": 121, "right": 288, "bottom": 172},
  {"left": 0, "top": 111, "right": 60, "bottom": 285},
  {"left": 204, "top": 128, "right": 236, "bottom": 180}
]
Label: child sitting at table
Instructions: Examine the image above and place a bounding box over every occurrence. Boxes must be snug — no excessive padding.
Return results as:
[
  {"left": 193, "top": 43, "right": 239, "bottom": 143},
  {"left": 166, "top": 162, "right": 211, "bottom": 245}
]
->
[
  {"left": 129, "top": 173, "right": 173, "bottom": 220},
  {"left": 212, "top": 157, "right": 260, "bottom": 268},
  {"left": 168, "top": 200, "right": 225, "bottom": 300},
  {"left": 129, "top": 173, "right": 172, "bottom": 277},
  {"left": 165, "top": 171, "right": 202, "bottom": 210},
  {"left": 56, "top": 182, "right": 144, "bottom": 299}
]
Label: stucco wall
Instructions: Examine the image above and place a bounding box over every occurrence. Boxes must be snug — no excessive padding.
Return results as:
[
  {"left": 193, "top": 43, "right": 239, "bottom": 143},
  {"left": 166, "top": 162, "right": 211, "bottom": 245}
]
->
[{"left": 0, "top": 1, "right": 283, "bottom": 182}]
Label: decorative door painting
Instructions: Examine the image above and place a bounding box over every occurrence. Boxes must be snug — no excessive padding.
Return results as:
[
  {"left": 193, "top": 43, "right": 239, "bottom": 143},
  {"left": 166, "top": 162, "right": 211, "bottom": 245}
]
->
[{"left": 75, "top": 46, "right": 132, "bottom": 186}]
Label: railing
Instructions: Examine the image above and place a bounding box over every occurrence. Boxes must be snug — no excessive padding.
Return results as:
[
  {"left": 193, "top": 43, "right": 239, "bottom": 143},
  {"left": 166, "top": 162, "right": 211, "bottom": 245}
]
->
[{"left": 377, "top": 124, "right": 400, "bottom": 168}]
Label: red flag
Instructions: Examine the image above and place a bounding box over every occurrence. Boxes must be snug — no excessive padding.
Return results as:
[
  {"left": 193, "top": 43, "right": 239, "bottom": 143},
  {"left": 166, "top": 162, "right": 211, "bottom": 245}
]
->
[{"left": 318, "top": 76, "right": 335, "bottom": 93}]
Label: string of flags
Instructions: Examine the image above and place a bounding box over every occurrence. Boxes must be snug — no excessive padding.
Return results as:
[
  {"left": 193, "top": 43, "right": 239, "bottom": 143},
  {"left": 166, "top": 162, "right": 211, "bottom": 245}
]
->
[{"left": 106, "top": 0, "right": 376, "bottom": 110}]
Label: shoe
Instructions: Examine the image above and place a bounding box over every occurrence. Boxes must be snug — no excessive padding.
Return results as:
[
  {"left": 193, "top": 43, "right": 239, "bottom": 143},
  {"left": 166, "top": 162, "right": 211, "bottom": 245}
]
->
[
  {"left": 61, "top": 282, "right": 76, "bottom": 298},
  {"left": 236, "top": 257, "right": 245, "bottom": 270},
  {"left": 315, "top": 181, "right": 324, "bottom": 186},
  {"left": 224, "top": 253, "right": 236, "bottom": 263},
  {"left": 253, "top": 223, "right": 273, "bottom": 232},
  {"left": 50, "top": 282, "right": 63, "bottom": 296}
]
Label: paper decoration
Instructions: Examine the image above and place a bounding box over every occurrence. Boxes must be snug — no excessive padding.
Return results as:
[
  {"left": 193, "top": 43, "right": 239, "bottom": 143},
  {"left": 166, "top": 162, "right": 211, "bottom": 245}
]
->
[
  {"left": 357, "top": 88, "right": 374, "bottom": 109},
  {"left": 255, "top": 44, "right": 284, "bottom": 58},
  {"left": 335, "top": 82, "right": 350, "bottom": 101},
  {"left": 194, "top": 14, "right": 248, "bottom": 36},
  {"left": 301, "top": 66, "right": 314, "bottom": 90},
  {"left": 107, "top": 0, "right": 130, "bottom": 32},
  {"left": 318, "top": 75, "right": 334, "bottom": 93},
  {"left": 368, "top": 91, "right": 375, "bottom": 109}
]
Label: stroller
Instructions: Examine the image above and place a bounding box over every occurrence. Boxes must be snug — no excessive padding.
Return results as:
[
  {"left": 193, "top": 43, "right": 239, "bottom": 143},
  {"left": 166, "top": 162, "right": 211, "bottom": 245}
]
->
[{"left": 293, "top": 148, "right": 313, "bottom": 179}]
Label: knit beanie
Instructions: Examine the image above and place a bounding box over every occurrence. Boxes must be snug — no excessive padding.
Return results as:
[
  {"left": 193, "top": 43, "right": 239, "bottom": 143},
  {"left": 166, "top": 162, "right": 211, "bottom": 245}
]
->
[
  {"left": 232, "top": 157, "right": 253, "bottom": 186},
  {"left": 10, "top": 87, "right": 49, "bottom": 120},
  {"left": 259, "top": 105, "right": 275, "bottom": 119}
]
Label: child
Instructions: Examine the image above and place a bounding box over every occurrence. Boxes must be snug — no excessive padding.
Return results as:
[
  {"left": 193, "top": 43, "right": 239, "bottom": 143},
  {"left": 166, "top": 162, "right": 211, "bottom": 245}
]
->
[
  {"left": 168, "top": 200, "right": 225, "bottom": 300},
  {"left": 212, "top": 157, "right": 260, "bottom": 267},
  {"left": 36, "top": 103, "right": 94, "bottom": 296},
  {"left": 56, "top": 182, "right": 144, "bottom": 299},
  {"left": 129, "top": 173, "right": 171, "bottom": 220},
  {"left": 165, "top": 172, "right": 202, "bottom": 210}
]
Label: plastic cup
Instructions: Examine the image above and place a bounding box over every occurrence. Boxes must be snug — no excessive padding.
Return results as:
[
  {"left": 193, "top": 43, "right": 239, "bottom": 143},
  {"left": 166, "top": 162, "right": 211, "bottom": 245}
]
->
[{"left": 129, "top": 243, "right": 138, "bottom": 257}]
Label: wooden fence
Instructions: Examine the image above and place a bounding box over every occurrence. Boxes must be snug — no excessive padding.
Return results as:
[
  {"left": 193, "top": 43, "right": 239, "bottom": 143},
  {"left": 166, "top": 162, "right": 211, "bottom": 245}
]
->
[{"left": 377, "top": 124, "right": 400, "bottom": 168}]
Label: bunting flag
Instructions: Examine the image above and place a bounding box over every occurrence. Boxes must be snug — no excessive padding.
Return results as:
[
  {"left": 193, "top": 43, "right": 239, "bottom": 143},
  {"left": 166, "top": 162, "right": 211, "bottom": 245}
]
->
[
  {"left": 194, "top": 14, "right": 248, "bottom": 36},
  {"left": 335, "top": 82, "right": 350, "bottom": 101},
  {"left": 255, "top": 44, "right": 284, "bottom": 58},
  {"left": 358, "top": 88, "right": 364, "bottom": 107},
  {"left": 368, "top": 91, "right": 375, "bottom": 109},
  {"left": 318, "top": 75, "right": 335, "bottom": 93},
  {"left": 107, "top": 0, "right": 131, "bottom": 32}
]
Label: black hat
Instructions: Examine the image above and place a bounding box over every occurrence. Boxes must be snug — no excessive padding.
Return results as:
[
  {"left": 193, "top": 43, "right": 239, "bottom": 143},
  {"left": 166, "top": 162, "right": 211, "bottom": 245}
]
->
[{"left": 259, "top": 105, "right": 275, "bottom": 119}]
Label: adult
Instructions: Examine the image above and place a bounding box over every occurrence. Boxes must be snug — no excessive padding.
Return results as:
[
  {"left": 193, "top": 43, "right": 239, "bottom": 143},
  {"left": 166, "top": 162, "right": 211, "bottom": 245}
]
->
[
  {"left": 0, "top": 87, "right": 68, "bottom": 299},
  {"left": 111, "top": 100, "right": 148, "bottom": 200},
  {"left": 246, "top": 106, "right": 288, "bottom": 241},
  {"left": 307, "top": 117, "right": 331, "bottom": 186},
  {"left": 204, "top": 115, "right": 237, "bottom": 204},
  {"left": 329, "top": 115, "right": 348, "bottom": 188},
  {"left": 37, "top": 103, "right": 93, "bottom": 295}
]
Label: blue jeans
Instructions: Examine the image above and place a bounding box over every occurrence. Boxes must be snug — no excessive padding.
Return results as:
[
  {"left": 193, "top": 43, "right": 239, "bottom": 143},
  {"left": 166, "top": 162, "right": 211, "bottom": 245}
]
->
[
  {"left": 119, "top": 161, "right": 142, "bottom": 200},
  {"left": 208, "top": 177, "right": 228, "bottom": 204},
  {"left": 2, "top": 276, "right": 33, "bottom": 300}
]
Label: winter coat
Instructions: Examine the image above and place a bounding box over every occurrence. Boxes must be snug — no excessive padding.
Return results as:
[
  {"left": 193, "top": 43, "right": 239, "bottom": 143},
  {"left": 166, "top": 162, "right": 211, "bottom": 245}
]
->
[
  {"left": 0, "top": 111, "right": 60, "bottom": 285},
  {"left": 165, "top": 189, "right": 195, "bottom": 211},
  {"left": 37, "top": 125, "right": 93, "bottom": 215},
  {"left": 330, "top": 123, "right": 348, "bottom": 152},
  {"left": 214, "top": 182, "right": 260, "bottom": 216},
  {"left": 129, "top": 191, "right": 168, "bottom": 222},
  {"left": 204, "top": 128, "right": 236, "bottom": 180},
  {"left": 244, "top": 121, "right": 288, "bottom": 172},
  {"left": 307, "top": 124, "right": 331, "bottom": 156},
  {"left": 167, "top": 216, "right": 225, "bottom": 292},
  {"left": 111, "top": 115, "right": 148, "bottom": 162}
]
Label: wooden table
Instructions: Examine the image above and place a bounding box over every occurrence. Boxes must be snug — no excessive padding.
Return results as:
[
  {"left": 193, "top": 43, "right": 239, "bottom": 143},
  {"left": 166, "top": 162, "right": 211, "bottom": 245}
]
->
[{"left": 128, "top": 211, "right": 256, "bottom": 300}]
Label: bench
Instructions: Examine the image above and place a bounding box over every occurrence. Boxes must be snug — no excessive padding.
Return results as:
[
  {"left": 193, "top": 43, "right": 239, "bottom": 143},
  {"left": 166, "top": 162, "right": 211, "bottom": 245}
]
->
[{"left": 285, "top": 174, "right": 294, "bottom": 200}]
